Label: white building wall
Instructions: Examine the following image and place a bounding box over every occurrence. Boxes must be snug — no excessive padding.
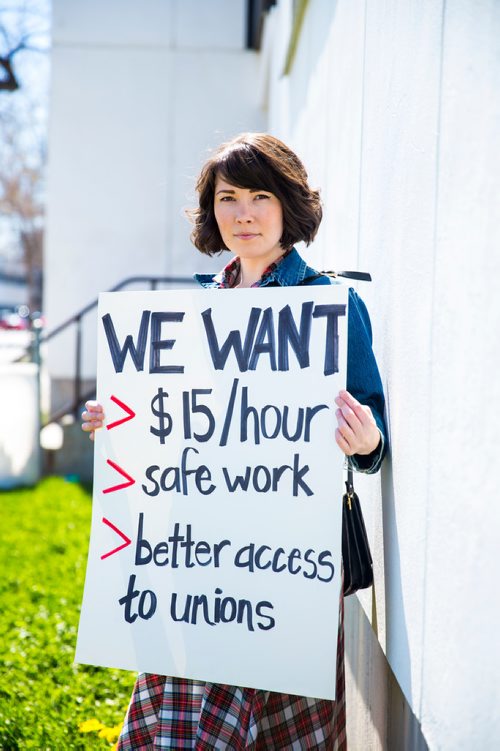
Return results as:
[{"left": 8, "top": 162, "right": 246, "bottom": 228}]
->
[
  {"left": 0, "top": 363, "right": 40, "bottom": 487},
  {"left": 262, "top": 1, "right": 500, "bottom": 748},
  {"left": 422, "top": 2, "right": 500, "bottom": 744},
  {"left": 45, "top": 0, "right": 264, "bottom": 383},
  {"left": 0, "top": 277, "right": 27, "bottom": 306}
]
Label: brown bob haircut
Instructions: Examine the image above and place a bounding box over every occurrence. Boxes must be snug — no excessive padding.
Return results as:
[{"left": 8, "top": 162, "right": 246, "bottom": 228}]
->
[{"left": 189, "top": 133, "right": 322, "bottom": 255}]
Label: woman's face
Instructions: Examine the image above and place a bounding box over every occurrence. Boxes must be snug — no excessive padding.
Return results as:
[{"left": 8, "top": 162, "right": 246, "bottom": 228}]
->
[{"left": 213, "top": 174, "right": 284, "bottom": 264}]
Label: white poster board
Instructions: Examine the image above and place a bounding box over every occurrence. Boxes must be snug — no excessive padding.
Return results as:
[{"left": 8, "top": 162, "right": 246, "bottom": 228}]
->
[{"left": 76, "top": 285, "right": 348, "bottom": 700}]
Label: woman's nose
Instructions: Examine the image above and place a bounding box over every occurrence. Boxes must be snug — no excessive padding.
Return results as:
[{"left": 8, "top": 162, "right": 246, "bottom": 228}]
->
[{"left": 235, "top": 201, "right": 254, "bottom": 222}]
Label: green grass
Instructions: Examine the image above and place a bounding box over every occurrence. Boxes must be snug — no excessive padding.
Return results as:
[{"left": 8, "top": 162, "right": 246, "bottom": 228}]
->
[{"left": 0, "top": 478, "right": 136, "bottom": 750}]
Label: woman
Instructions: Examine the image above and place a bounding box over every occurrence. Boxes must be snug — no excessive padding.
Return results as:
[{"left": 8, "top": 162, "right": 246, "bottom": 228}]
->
[{"left": 82, "top": 133, "right": 387, "bottom": 750}]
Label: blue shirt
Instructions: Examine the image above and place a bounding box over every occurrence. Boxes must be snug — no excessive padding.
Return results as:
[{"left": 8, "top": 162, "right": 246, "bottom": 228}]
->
[{"left": 195, "top": 248, "right": 387, "bottom": 473}]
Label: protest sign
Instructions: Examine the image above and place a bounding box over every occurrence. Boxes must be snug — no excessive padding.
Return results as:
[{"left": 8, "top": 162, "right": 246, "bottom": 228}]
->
[{"left": 76, "top": 284, "right": 348, "bottom": 700}]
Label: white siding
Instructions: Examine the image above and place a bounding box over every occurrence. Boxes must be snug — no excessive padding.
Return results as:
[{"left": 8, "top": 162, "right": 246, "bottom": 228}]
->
[{"left": 261, "top": 0, "right": 500, "bottom": 748}]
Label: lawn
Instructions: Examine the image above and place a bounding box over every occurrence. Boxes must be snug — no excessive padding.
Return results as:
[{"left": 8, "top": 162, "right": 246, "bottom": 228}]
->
[{"left": 0, "top": 477, "right": 136, "bottom": 750}]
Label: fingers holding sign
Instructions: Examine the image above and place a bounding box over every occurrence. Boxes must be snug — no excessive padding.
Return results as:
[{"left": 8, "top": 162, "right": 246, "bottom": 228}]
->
[
  {"left": 334, "top": 390, "right": 380, "bottom": 457},
  {"left": 81, "top": 401, "right": 105, "bottom": 441}
]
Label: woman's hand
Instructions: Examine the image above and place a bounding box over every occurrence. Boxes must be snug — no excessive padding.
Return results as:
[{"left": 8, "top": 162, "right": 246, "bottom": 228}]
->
[
  {"left": 334, "top": 389, "right": 380, "bottom": 457},
  {"left": 81, "top": 401, "right": 105, "bottom": 441}
]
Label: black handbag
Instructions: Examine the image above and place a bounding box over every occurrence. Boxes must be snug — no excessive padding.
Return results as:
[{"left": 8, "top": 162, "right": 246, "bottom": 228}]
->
[{"left": 342, "top": 467, "right": 373, "bottom": 596}]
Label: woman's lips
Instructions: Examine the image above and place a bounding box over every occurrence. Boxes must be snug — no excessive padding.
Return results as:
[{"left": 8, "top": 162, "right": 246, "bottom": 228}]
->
[{"left": 234, "top": 233, "right": 259, "bottom": 240}]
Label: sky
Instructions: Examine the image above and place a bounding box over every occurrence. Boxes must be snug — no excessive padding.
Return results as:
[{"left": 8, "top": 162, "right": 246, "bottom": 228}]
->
[{"left": 0, "top": 0, "right": 51, "bottom": 270}]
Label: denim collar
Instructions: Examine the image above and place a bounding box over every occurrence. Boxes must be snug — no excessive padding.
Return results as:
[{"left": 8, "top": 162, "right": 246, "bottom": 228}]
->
[{"left": 194, "top": 247, "right": 313, "bottom": 288}]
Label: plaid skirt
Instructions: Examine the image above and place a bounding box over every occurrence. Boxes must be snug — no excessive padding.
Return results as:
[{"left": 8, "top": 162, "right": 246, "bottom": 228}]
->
[{"left": 117, "top": 595, "right": 346, "bottom": 750}]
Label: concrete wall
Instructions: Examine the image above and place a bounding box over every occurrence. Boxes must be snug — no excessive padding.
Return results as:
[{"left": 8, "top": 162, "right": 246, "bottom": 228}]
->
[
  {"left": 261, "top": 0, "right": 500, "bottom": 748},
  {"left": 0, "top": 363, "right": 40, "bottom": 487},
  {"left": 45, "top": 0, "right": 264, "bottom": 384}
]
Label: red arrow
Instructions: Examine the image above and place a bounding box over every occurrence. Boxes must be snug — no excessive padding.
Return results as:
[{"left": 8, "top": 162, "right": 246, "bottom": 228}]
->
[
  {"left": 103, "top": 459, "right": 135, "bottom": 494},
  {"left": 101, "top": 517, "right": 132, "bottom": 560},
  {"left": 106, "top": 395, "right": 136, "bottom": 430}
]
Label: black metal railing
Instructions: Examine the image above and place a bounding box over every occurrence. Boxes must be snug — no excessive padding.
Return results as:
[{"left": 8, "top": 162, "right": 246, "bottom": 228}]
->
[{"left": 40, "top": 275, "right": 196, "bottom": 425}]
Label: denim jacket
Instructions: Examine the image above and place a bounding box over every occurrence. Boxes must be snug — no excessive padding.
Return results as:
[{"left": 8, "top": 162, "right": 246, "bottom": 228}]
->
[{"left": 195, "top": 248, "right": 387, "bottom": 474}]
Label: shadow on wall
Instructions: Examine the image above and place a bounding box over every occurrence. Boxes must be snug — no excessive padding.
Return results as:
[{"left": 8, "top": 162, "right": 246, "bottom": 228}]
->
[
  {"left": 381, "top": 450, "right": 413, "bottom": 705},
  {"left": 345, "top": 590, "right": 429, "bottom": 751},
  {"left": 344, "top": 437, "right": 428, "bottom": 750}
]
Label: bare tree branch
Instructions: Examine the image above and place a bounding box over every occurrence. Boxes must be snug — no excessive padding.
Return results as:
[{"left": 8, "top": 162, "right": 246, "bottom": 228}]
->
[
  {"left": 0, "top": 23, "right": 11, "bottom": 48},
  {"left": 0, "top": 2, "right": 49, "bottom": 310},
  {"left": 0, "top": 54, "right": 18, "bottom": 91},
  {"left": 0, "top": 2, "right": 50, "bottom": 93}
]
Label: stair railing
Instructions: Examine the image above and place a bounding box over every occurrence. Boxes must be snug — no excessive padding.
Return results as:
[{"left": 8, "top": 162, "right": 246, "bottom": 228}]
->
[{"left": 40, "top": 275, "right": 196, "bottom": 425}]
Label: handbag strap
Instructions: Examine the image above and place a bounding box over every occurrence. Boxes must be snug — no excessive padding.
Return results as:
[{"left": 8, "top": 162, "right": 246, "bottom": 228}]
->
[
  {"left": 300, "top": 270, "right": 372, "bottom": 285},
  {"left": 345, "top": 466, "right": 355, "bottom": 509},
  {"left": 346, "top": 466, "right": 354, "bottom": 489},
  {"left": 326, "top": 270, "right": 372, "bottom": 281}
]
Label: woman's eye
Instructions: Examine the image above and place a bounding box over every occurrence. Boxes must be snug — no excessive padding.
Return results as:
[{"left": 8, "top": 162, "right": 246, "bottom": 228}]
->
[
  {"left": 255, "top": 193, "right": 270, "bottom": 200},
  {"left": 220, "top": 196, "right": 235, "bottom": 202}
]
